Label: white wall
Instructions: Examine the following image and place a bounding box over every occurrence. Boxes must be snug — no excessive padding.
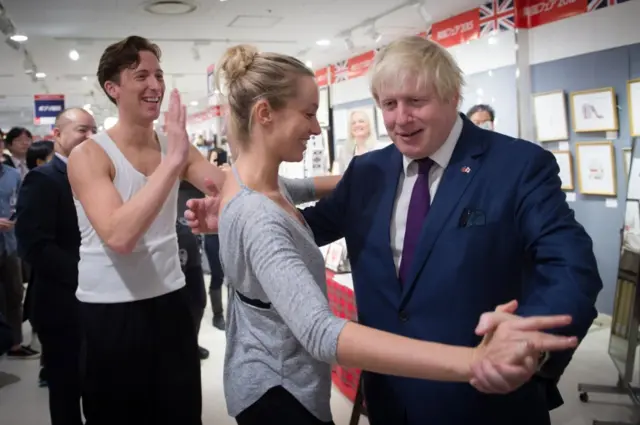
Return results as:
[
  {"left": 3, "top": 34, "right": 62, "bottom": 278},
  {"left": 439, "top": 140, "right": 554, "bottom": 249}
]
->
[
  {"left": 529, "top": 0, "right": 640, "bottom": 65},
  {"left": 330, "top": 31, "right": 517, "bottom": 107}
]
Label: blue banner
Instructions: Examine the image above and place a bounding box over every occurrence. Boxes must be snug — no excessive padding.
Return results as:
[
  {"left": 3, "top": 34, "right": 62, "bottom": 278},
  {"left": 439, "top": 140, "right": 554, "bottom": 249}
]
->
[{"left": 34, "top": 94, "right": 65, "bottom": 125}]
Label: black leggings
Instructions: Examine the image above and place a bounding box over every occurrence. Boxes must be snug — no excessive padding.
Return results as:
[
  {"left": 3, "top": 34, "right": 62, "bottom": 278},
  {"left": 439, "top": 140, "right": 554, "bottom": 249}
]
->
[{"left": 236, "top": 386, "right": 335, "bottom": 425}]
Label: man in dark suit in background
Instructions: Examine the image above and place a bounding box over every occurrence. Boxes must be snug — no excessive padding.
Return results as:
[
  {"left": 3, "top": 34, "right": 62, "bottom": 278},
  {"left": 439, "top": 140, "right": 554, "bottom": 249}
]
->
[{"left": 16, "top": 108, "right": 96, "bottom": 425}]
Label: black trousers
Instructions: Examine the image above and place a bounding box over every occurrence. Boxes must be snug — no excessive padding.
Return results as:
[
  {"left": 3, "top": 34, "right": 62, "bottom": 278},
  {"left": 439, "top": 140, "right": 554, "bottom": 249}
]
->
[
  {"left": 80, "top": 287, "right": 202, "bottom": 425},
  {"left": 183, "top": 265, "right": 206, "bottom": 335},
  {"left": 236, "top": 386, "right": 335, "bottom": 425},
  {"left": 0, "top": 253, "right": 23, "bottom": 346},
  {"left": 204, "top": 235, "right": 224, "bottom": 315},
  {"left": 39, "top": 321, "right": 82, "bottom": 425}
]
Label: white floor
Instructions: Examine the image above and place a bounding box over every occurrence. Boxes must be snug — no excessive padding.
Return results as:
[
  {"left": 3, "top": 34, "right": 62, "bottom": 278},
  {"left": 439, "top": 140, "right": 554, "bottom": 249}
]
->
[{"left": 0, "top": 281, "right": 638, "bottom": 424}]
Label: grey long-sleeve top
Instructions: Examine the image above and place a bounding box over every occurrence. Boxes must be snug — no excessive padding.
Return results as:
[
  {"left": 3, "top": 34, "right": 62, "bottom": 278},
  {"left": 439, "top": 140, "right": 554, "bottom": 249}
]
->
[{"left": 219, "top": 172, "right": 348, "bottom": 422}]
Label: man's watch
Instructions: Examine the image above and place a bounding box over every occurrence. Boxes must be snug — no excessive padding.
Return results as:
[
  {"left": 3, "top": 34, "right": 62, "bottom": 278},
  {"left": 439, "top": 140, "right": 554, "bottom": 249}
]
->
[{"left": 536, "top": 351, "right": 550, "bottom": 372}]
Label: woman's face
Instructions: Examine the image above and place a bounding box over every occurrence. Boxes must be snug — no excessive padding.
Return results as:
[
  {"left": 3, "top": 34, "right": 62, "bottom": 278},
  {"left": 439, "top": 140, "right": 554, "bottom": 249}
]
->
[
  {"left": 350, "top": 111, "right": 371, "bottom": 140},
  {"left": 264, "top": 75, "right": 322, "bottom": 162}
]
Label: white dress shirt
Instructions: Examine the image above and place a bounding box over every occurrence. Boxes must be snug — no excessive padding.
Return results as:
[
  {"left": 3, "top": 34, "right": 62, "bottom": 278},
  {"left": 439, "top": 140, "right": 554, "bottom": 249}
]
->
[
  {"left": 55, "top": 152, "right": 68, "bottom": 164},
  {"left": 390, "top": 115, "right": 463, "bottom": 273}
]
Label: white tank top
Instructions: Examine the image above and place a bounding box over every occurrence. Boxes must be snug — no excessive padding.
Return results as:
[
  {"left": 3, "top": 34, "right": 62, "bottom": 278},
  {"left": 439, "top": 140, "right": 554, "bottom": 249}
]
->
[{"left": 75, "top": 131, "right": 185, "bottom": 303}]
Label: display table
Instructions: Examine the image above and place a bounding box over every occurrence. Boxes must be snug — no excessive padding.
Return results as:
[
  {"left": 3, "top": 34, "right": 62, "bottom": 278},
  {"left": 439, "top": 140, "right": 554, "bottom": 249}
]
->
[{"left": 326, "top": 269, "right": 361, "bottom": 402}]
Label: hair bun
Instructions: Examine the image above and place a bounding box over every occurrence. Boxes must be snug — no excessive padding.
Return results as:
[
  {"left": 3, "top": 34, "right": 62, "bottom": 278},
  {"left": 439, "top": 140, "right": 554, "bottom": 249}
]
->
[{"left": 219, "top": 44, "right": 259, "bottom": 87}]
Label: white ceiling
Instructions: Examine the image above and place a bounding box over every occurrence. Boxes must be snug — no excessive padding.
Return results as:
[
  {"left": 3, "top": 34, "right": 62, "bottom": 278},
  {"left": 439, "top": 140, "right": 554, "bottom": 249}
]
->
[{"left": 0, "top": 0, "right": 485, "bottom": 131}]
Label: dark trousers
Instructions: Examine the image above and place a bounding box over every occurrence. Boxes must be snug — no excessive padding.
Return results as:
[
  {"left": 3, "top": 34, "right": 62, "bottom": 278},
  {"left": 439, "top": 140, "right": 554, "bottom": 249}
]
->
[
  {"left": 0, "top": 253, "right": 23, "bottom": 346},
  {"left": 204, "top": 235, "right": 224, "bottom": 315},
  {"left": 183, "top": 266, "right": 206, "bottom": 335},
  {"left": 80, "top": 287, "right": 202, "bottom": 425},
  {"left": 236, "top": 386, "right": 335, "bottom": 425},
  {"left": 39, "top": 321, "right": 82, "bottom": 425}
]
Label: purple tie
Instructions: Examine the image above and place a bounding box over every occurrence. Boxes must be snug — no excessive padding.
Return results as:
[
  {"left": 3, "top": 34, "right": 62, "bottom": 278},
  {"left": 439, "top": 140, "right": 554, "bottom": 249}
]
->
[{"left": 399, "top": 158, "right": 433, "bottom": 285}]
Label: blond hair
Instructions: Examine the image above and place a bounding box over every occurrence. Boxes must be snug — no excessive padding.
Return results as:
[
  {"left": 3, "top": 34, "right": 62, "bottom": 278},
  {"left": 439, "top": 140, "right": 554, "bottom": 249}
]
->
[
  {"left": 370, "top": 36, "right": 464, "bottom": 103},
  {"left": 344, "top": 110, "right": 377, "bottom": 154},
  {"left": 215, "top": 44, "right": 314, "bottom": 144}
]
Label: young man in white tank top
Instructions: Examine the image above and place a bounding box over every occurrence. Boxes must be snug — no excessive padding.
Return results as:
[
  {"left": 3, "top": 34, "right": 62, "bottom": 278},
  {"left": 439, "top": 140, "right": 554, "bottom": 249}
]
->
[{"left": 67, "top": 36, "right": 228, "bottom": 425}]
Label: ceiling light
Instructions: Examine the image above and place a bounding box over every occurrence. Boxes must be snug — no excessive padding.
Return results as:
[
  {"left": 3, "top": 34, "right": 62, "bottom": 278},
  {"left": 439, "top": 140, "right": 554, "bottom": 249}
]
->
[
  {"left": 316, "top": 39, "right": 331, "bottom": 46},
  {"left": 143, "top": 0, "right": 197, "bottom": 15},
  {"left": 82, "top": 76, "right": 88, "bottom": 81},
  {"left": 83, "top": 104, "right": 92, "bottom": 110},
  {"left": 305, "top": 60, "right": 312, "bottom": 68},
  {"left": 35, "top": 72, "right": 46, "bottom": 79},
  {"left": 69, "top": 49, "right": 80, "bottom": 61},
  {"left": 10, "top": 34, "right": 28, "bottom": 42},
  {"left": 190, "top": 101, "right": 198, "bottom": 106}
]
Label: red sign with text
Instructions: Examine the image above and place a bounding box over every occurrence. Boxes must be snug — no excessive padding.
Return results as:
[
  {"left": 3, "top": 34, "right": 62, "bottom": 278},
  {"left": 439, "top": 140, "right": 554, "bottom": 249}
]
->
[
  {"left": 315, "top": 67, "right": 330, "bottom": 87},
  {"left": 515, "top": 0, "right": 587, "bottom": 28},
  {"left": 430, "top": 9, "right": 480, "bottom": 47},
  {"left": 331, "top": 50, "right": 376, "bottom": 84}
]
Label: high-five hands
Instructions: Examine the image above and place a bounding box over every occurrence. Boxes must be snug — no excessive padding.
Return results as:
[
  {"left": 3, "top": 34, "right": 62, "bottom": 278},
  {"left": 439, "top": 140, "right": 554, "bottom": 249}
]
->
[
  {"left": 164, "top": 89, "right": 190, "bottom": 170},
  {"left": 470, "top": 300, "right": 576, "bottom": 394}
]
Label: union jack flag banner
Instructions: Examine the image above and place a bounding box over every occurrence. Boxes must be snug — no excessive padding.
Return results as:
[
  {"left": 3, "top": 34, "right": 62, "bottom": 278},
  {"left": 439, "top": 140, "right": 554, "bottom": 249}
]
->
[
  {"left": 332, "top": 60, "right": 349, "bottom": 84},
  {"left": 479, "top": 0, "right": 515, "bottom": 37},
  {"left": 588, "top": 0, "right": 630, "bottom": 12}
]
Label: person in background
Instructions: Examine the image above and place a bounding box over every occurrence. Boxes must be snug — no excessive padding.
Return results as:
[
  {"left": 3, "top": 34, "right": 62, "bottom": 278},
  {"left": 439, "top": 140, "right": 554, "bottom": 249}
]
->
[
  {"left": 0, "top": 136, "right": 34, "bottom": 360},
  {"left": 25, "top": 140, "right": 55, "bottom": 171},
  {"left": 0, "top": 311, "right": 12, "bottom": 355},
  {"left": 176, "top": 179, "right": 211, "bottom": 359},
  {"left": 3, "top": 127, "right": 33, "bottom": 179},
  {"left": 466, "top": 104, "right": 495, "bottom": 131},
  {"left": 21, "top": 139, "right": 55, "bottom": 387},
  {"left": 16, "top": 108, "right": 96, "bottom": 425}
]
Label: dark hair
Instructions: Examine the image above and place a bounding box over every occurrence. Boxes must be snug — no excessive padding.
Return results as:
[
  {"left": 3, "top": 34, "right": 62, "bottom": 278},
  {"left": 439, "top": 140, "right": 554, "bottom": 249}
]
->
[
  {"left": 5, "top": 127, "right": 32, "bottom": 146},
  {"left": 26, "top": 140, "right": 54, "bottom": 170},
  {"left": 97, "top": 35, "right": 162, "bottom": 105},
  {"left": 466, "top": 104, "right": 495, "bottom": 122}
]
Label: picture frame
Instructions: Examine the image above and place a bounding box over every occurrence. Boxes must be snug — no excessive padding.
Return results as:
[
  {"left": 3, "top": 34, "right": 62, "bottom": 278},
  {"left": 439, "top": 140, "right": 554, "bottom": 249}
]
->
[
  {"left": 551, "top": 150, "right": 574, "bottom": 191},
  {"left": 628, "top": 79, "right": 640, "bottom": 137},
  {"left": 575, "top": 141, "right": 617, "bottom": 196},
  {"left": 533, "top": 90, "right": 569, "bottom": 142},
  {"left": 570, "top": 87, "right": 619, "bottom": 133},
  {"left": 624, "top": 147, "right": 633, "bottom": 180},
  {"left": 627, "top": 139, "right": 640, "bottom": 201}
]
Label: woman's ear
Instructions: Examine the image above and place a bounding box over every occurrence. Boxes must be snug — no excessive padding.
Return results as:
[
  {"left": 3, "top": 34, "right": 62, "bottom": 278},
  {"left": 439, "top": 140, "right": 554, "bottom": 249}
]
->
[{"left": 254, "top": 99, "right": 272, "bottom": 126}]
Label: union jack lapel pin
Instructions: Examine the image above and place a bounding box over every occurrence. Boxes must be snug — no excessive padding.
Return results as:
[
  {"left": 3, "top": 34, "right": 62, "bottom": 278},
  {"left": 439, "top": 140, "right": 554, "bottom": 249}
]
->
[{"left": 461, "top": 166, "right": 471, "bottom": 174}]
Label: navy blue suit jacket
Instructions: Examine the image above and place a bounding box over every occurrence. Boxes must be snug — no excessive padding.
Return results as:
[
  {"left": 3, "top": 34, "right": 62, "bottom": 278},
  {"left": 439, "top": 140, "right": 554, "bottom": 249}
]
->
[
  {"left": 302, "top": 115, "right": 602, "bottom": 425},
  {"left": 16, "top": 156, "right": 81, "bottom": 330}
]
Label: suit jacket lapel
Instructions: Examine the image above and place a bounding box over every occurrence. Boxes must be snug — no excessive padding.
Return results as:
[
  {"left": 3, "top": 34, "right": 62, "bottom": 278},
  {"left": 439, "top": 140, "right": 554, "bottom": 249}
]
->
[
  {"left": 400, "top": 117, "right": 489, "bottom": 304},
  {"left": 376, "top": 147, "right": 403, "bottom": 290},
  {"left": 52, "top": 155, "right": 67, "bottom": 175}
]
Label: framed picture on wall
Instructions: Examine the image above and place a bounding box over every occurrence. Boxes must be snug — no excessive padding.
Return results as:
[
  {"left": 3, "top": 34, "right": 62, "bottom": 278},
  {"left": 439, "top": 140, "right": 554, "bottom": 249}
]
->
[
  {"left": 628, "top": 79, "right": 640, "bottom": 137},
  {"left": 533, "top": 91, "right": 569, "bottom": 142},
  {"left": 375, "top": 107, "right": 387, "bottom": 137},
  {"left": 627, "top": 140, "right": 640, "bottom": 200},
  {"left": 575, "top": 142, "right": 617, "bottom": 196},
  {"left": 570, "top": 87, "right": 619, "bottom": 133},
  {"left": 551, "top": 150, "right": 574, "bottom": 191},
  {"left": 624, "top": 148, "right": 633, "bottom": 180}
]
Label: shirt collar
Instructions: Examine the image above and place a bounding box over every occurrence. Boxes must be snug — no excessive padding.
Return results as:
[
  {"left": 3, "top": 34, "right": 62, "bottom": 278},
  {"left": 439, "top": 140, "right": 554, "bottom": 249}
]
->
[
  {"left": 55, "top": 152, "right": 68, "bottom": 164},
  {"left": 402, "top": 114, "right": 463, "bottom": 175}
]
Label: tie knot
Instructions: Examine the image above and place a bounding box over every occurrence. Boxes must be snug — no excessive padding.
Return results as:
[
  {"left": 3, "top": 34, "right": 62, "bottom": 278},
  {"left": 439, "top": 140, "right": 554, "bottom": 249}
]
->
[{"left": 417, "top": 157, "right": 433, "bottom": 175}]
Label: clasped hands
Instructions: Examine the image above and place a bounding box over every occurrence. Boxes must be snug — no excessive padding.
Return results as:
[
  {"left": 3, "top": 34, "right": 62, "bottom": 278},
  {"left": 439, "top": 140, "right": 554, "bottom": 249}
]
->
[
  {"left": 184, "top": 183, "right": 578, "bottom": 396},
  {"left": 470, "top": 300, "right": 576, "bottom": 394}
]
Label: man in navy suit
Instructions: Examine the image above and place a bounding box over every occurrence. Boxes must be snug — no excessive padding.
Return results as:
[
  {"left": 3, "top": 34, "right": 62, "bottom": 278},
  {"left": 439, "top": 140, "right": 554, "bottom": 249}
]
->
[
  {"left": 185, "top": 36, "right": 601, "bottom": 425},
  {"left": 16, "top": 108, "right": 97, "bottom": 425}
]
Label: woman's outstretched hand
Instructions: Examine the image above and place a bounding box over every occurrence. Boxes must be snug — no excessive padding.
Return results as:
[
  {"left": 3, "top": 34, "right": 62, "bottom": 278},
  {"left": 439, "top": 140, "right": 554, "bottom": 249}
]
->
[{"left": 470, "top": 300, "right": 577, "bottom": 394}]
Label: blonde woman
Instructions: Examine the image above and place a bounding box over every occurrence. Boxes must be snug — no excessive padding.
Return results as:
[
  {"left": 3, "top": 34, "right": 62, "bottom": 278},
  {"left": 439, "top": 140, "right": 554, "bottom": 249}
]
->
[{"left": 335, "top": 109, "right": 377, "bottom": 173}]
